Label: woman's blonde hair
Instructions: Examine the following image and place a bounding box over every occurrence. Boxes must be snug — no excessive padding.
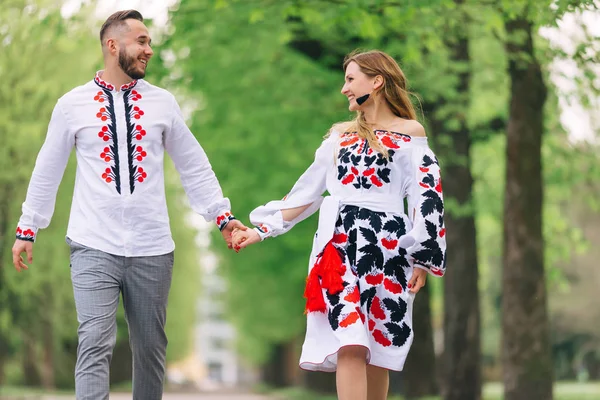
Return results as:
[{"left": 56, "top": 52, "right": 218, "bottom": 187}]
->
[{"left": 330, "top": 50, "right": 418, "bottom": 156}]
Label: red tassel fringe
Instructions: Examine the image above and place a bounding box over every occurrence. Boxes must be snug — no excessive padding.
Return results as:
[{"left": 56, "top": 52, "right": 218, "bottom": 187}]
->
[{"left": 304, "top": 241, "right": 345, "bottom": 314}]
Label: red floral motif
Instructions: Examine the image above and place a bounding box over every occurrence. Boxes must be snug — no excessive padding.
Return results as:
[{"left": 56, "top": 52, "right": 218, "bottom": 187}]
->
[
  {"left": 96, "top": 107, "right": 110, "bottom": 122},
  {"left": 94, "top": 72, "right": 137, "bottom": 91},
  {"left": 430, "top": 267, "right": 444, "bottom": 276},
  {"left": 363, "top": 168, "right": 375, "bottom": 176},
  {"left": 133, "top": 124, "right": 147, "bottom": 141},
  {"left": 16, "top": 226, "right": 35, "bottom": 240},
  {"left": 133, "top": 166, "right": 147, "bottom": 183},
  {"left": 97, "top": 126, "right": 112, "bottom": 142},
  {"left": 371, "top": 296, "right": 386, "bottom": 320},
  {"left": 216, "top": 212, "right": 232, "bottom": 226},
  {"left": 370, "top": 175, "right": 383, "bottom": 187},
  {"left": 130, "top": 89, "right": 142, "bottom": 100},
  {"left": 365, "top": 273, "right": 384, "bottom": 286},
  {"left": 216, "top": 212, "right": 235, "bottom": 231},
  {"left": 101, "top": 167, "right": 116, "bottom": 183},
  {"left": 381, "top": 238, "right": 398, "bottom": 250},
  {"left": 93, "top": 91, "right": 109, "bottom": 103},
  {"left": 339, "top": 311, "right": 360, "bottom": 328},
  {"left": 332, "top": 233, "right": 348, "bottom": 244},
  {"left": 380, "top": 135, "right": 400, "bottom": 149},
  {"left": 132, "top": 145, "right": 147, "bottom": 162},
  {"left": 100, "top": 146, "right": 114, "bottom": 162},
  {"left": 94, "top": 74, "right": 114, "bottom": 91},
  {"left": 435, "top": 178, "right": 443, "bottom": 193},
  {"left": 373, "top": 329, "right": 392, "bottom": 347},
  {"left": 341, "top": 174, "right": 355, "bottom": 185},
  {"left": 383, "top": 278, "right": 403, "bottom": 294},
  {"left": 343, "top": 286, "right": 360, "bottom": 303},
  {"left": 130, "top": 105, "right": 145, "bottom": 120},
  {"left": 340, "top": 136, "right": 359, "bottom": 146},
  {"left": 368, "top": 319, "right": 376, "bottom": 331}
]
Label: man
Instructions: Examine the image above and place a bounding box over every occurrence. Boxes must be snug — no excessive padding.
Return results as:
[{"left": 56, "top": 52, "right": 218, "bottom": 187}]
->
[{"left": 11, "top": 10, "right": 243, "bottom": 399}]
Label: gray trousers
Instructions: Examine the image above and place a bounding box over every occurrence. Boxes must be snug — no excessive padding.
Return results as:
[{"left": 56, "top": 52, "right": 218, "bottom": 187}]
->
[{"left": 68, "top": 238, "right": 174, "bottom": 400}]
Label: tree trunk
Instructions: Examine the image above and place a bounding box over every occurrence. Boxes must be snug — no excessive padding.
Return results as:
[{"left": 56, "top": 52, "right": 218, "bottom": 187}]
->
[
  {"left": 40, "top": 285, "right": 55, "bottom": 389},
  {"left": 502, "top": 14, "right": 553, "bottom": 400},
  {"left": 261, "top": 341, "right": 299, "bottom": 388},
  {"left": 426, "top": 3, "right": 481, "bottom": 398},
  {"left": 22, "top": 336, "right": 41, "bottom": 387},
  {"left": 402, "top": 283, "right": 438, "bottom": 398}
]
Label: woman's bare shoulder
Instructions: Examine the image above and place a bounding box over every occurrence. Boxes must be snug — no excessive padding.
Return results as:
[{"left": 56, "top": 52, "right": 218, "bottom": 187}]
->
[{"left": 398, "top": 119, "right": 426, "bottom": 137}]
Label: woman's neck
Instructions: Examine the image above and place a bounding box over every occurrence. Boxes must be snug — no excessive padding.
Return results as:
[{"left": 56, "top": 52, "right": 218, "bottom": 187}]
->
[{"left": 362, "top": 100, "right": 400, "bottom": 130}]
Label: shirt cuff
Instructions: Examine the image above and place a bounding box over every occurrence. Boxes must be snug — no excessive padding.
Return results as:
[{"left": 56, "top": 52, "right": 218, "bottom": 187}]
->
[
  {"left": 215, "top": 211, "right": 236, "bottom": 231},
  {"left": 16, "top": 225, "right": 37, "bottom": 242},
  {"left": 253, "top": 224, "right": 272, "bottom": 241}
]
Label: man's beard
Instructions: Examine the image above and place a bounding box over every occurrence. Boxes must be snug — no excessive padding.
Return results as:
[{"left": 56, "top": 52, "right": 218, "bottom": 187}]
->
[{"left": 118, "top": 48, "right": 145, "bottom": 80}]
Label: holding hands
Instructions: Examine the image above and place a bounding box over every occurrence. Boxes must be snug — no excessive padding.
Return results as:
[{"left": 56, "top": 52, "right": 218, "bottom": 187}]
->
[{"left": 231, "top": 226, "right": 261, "bottom": 252}]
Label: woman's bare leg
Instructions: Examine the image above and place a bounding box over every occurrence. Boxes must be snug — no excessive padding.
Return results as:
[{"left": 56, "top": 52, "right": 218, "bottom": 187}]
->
[
  {"left": 366, "top": 364, "right": 389, "bottom": 400},
  {"left": 336, "top": 345, "right": 368, "bottom": 400}
]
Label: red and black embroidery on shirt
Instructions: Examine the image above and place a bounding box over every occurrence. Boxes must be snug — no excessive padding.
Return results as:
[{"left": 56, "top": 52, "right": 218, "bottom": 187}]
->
[
  {"left": 15, "top": 226, "right": 35, "bottom": 242},
  {"left": 216, "top": 212, "right": 236, "bottom": 231},
  {"left": 337, "top": 131, "right": 409, "bottom": 189},
  {"left": 123, "top": 88, "right": 147, "bottom": 193},
  {"left": 413, "top": 154, "right": 445, "bottom": 274},
  {"left": 94, "top": 87, "right": 122, "bottom": 194}
]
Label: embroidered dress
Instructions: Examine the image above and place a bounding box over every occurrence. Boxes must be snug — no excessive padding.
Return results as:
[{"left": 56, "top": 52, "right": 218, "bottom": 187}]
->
[
  {"left": 250, "top": 129, "right": 446, "bottom": 372},
  {"left": 15, "top": 71, "right": 233, "bottom": 256}
]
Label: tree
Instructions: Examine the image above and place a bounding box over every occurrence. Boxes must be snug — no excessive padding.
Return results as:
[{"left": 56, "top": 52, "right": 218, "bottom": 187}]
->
[{"left": 501, "top": 4, "right": 552, "bottom": 399}]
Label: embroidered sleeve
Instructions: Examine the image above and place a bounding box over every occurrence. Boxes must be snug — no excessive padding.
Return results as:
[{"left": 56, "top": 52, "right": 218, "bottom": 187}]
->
[
  {"left": 164, "top": 95, "right": 233, "bottom": 225},
  {"left": 249, "top": 133, "right": 337, "bottom": 240},
  {"left": 16, "top": 100, "right": 75, "bottom": 242},
  {"left": 402, "top": 145, "right": 446, "bottom": 276}
]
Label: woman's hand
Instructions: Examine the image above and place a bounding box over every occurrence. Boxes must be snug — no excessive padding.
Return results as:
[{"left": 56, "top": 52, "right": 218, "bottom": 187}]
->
[
  {"left": 407, "top": 267, "right": 428, "bottom": 294},
  {"left": 231, "top": 228, "right": 261, "bottom": 252}
]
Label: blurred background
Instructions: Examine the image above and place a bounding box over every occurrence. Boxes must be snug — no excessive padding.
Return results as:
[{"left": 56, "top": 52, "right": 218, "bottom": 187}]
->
[{"left": 1, "top": 0, "right": 599, "bottom": 399}]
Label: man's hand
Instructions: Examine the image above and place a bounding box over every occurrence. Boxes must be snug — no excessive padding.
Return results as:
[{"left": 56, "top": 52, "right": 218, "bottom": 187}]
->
[
  {"left": 12, "top": 239, "right": 34, "bottom": 272},
  {"left": 407, "top": 267, "right": 428, "bottom": 294},
  {"left": 221, "top": 219, "right": 247, "bottom": 249}
]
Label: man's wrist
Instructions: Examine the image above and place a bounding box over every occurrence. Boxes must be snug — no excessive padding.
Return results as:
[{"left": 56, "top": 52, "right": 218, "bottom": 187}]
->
[
  {"left": 216, "top": 211, "right": 236, "bottom": 231},
  {"left": 15, "top": 226, "right": 36, "bottom": 242}
]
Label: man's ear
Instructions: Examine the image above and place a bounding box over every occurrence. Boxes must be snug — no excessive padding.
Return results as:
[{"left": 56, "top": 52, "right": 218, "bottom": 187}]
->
[{"left": 105, "top": 38, "right": 118, "bottom": 56}]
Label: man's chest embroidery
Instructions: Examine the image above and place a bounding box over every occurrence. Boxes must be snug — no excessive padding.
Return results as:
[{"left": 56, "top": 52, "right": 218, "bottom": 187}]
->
[{"left": 94, "top": 85, "right": 148, "bottom": 194}]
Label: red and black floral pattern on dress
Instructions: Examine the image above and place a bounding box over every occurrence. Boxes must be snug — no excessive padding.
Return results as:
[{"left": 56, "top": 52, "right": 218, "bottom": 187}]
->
[
  {"left": 412, "top": 154, "right": 445, "bottom": 275},
  {"left": 15, "top": 226, "right": 35, "bottom": 242},
  {"left": 337, "top": 131, "right": 411, "bottom": 189},
  {"left": 124, "top": 89, "right": 147, "bottom": 193},
  {"left": 307, "top": 205, "right": 414, "bottom": 348},
  {"left": 94, "top": 89, "right": 122, "bottom": 193}
]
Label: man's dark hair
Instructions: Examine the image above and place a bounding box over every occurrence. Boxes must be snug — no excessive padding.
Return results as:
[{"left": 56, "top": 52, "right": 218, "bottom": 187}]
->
[{"left": 99, "top": 10, "right": 144, "bottom": 44}]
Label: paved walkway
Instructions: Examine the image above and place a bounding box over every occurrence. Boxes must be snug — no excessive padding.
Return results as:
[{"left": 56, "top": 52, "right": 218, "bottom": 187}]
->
[{"left": 3, "top": 393, "right": 275, "bottom": 400}]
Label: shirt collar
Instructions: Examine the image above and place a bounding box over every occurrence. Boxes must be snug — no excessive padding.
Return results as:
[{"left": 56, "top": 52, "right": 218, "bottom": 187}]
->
[{"left": 94, "top": 70, "right": 138, "bottom": 92}]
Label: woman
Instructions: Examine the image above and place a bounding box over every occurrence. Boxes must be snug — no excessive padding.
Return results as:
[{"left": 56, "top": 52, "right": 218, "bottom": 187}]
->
[{"left": 232, "top": 50, "right": 446, "bottom": 400}]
